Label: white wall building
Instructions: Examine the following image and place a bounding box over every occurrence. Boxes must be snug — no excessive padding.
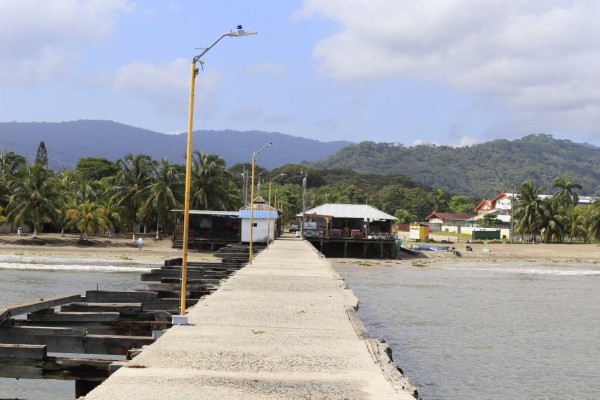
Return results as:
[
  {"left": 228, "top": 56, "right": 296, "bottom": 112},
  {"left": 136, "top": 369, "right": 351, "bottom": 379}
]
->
[{"left": 239, "top": 196, "right": 278, "bottom": 244}]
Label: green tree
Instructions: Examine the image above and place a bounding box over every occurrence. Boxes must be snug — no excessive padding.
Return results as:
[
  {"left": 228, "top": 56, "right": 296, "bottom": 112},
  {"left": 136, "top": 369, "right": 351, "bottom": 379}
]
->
[
  {"left": 394, "top": 209, "right": 417, "bottom": 224},
  {"left": 65, "top": 200, "right": 109, "bottom": 241},
  {"left": 191, "top": 151, "right": 240, "bottom": 210},
  {"left": 432, "top": 188, "right": 450, "bottom": 212},
  {"left": 447, "top": 195, "right": 477, "bottom": 214},
  {"left": 480, "top": 213, "right": 502, "bottom": 228},
  {"left": 562, "top": 206, "right": 587, "bottom": 243},
  {"left": 0, "top": 152, "right": 27, "bottom": 209},
  {"left": 76, "top": 157, "right": 119, "bottom": 182},
  {"left": 552, "top": 176, "right": 582, "bottom": 208},
  {"left": 5, "top": 164, "right": 57, "bottom": 237},
  {"left": 112, "top": 153, "right": 157, "bottom": 233},
  {"left": 514, "top": 181, "right": 543, "bottom": 241},
  {"left": 141, "top": 158, "right": 182, "bottom": 238},
  {"left": 34, "top": 141, "right": 48, "bottom": 167},
  {"left": 584, "top": 199, "right": 600, "bottom": 242},
  {"left": 537, "top": 197, "right": 564, "bottom": 243}
]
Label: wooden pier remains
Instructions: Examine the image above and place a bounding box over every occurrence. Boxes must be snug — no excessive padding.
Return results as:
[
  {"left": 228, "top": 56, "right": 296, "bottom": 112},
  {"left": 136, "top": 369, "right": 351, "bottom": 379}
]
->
[{"left": 0, "top": 245, "right": 249, "bottom": 398}]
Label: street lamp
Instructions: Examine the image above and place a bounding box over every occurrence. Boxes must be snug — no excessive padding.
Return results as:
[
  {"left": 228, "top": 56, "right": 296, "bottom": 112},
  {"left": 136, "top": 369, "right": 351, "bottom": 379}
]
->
[
  {"left": 249, "top": 143, "right": 272, "bottom": 264},
  {"left": 267, "top": 173, "right": 286, "bottom": 249},
  {"left": 300, "top": 170, "right": 307, "bottom": 239},
  {"left": 176, "top": 25, "right": 256, "bottom": 325}
]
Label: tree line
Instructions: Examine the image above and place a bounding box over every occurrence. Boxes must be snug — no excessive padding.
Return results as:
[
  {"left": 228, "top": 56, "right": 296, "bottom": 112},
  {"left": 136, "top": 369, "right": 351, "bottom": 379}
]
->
[
  {"left": 4, "top": 142, "right": 600, "bottom": 244},
  {"left": 2, "top": 142, "right": 487, "bottom": 239},
  {"left": 514, "top": 177, "right": 600, "bottom": 243}
]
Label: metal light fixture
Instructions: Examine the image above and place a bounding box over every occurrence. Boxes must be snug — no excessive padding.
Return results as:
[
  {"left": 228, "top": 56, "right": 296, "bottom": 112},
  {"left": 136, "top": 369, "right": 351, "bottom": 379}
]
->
[{"left": 249, "top": 143, "right": 272, "bottom": 264}]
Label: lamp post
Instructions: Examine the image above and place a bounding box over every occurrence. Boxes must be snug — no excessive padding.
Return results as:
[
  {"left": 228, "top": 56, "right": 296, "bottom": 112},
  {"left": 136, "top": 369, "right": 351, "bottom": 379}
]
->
[
  {"left": 249, "top": 143, "right": 272, "bottom": 264},
  {"left": 267, "top": 173, "right": 286, "bottom": 249},
  {"left": 300, "top": 170, "right": 307, "bottom": 239},
  {"left": 176, "top": 26, "right": 256, "bottom": 325}
]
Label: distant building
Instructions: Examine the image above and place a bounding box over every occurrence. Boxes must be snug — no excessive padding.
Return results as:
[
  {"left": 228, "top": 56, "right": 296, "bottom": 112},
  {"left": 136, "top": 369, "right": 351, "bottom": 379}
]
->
[
  {"left": 240, "top": 196, "right": 279, "bottom": 244},
  {"left": 424, "top": 211, "right": 477, "bottom": 232}
]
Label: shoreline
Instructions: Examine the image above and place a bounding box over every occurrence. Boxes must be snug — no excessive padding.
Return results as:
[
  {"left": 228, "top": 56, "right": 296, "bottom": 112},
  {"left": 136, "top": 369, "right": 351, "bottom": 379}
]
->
[
  {"left": 0, "top": 233, "right": 215, "bottom": 263},
  {"left": 0, "top": 233, "right": 598, "bottom": 268}
]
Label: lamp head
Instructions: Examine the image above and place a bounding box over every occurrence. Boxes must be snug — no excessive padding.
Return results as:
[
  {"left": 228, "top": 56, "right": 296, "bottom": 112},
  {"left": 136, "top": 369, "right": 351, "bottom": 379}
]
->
[{"left": 232, "top": 25, "right": 257, "bottom": 37}]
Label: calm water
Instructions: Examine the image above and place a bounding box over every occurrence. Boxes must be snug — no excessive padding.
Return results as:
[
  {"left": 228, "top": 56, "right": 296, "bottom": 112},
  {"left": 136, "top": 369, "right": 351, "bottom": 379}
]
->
[
  {"left": 0, "top": 257, "right": 148, "bottom": 399},
  {"left": 334, "top": 261, "right": 600, "bottom": 400}
]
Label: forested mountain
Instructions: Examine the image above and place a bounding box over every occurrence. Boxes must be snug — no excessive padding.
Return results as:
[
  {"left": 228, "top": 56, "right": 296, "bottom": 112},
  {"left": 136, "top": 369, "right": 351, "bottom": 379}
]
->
[
  {"left": 315, "top": 134, "right": 600, "bottom": 197},
  {"left": 0, "top": 120, "right": 351, "bottom": 170}
]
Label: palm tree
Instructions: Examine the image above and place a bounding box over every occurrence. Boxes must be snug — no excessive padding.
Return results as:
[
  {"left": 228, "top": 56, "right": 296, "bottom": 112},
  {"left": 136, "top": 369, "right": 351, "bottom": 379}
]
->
[
  {"left": 584, "top": 199, "right": 600, "bottom": 242},
  {"left": 513, "top": 181, "right": 543, "bottom": 241},
  {"left": 537, "top": 197, "right": 565, "bottom": 243},
  {"left": 552, "top": 176, "right": 582, "bottom": 208},
  {"left": 432, "top": 188, "right": 449, "bottom": 212},
  {"left": 562, "top": 206, "right": 587, "bottom": 243},
  {"left": 5, "top": 163, "right": 57, "bottom": 238},
  {"left": 112, "top": 153, "right": 157, "bottom": 234},
  {"left": 141, "top": 158, "right": 182, "bottom": 239},
  {"left": 65, "top": 200, "right": 109, "bottom": 241},
  {"left": 0, "top": 152, "right": 27, "bottom": 207},
  {"left": 190, "top": 151, "right": 240, "bottom": 210}
]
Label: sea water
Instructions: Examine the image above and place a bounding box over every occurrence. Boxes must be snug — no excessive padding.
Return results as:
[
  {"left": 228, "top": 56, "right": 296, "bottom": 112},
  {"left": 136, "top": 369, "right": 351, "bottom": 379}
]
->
[
  {"left": 0, "top": 256, "right": 152, "bottom": 399},
  {"left": 334, "top": 261, "right": 600, "bottom": 400}
]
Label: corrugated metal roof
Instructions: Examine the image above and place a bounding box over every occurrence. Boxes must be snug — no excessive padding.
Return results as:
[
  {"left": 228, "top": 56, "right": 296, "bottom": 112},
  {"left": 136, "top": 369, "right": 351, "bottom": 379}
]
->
[
  {"left": 239, "top": 210, "right": 279, "bottom": 219},
  {"left": 171, "top": 210, "right": 239, "bottom": 217},
  {"left": 299, "top": 204, "right": 396, "bottom": 221}
]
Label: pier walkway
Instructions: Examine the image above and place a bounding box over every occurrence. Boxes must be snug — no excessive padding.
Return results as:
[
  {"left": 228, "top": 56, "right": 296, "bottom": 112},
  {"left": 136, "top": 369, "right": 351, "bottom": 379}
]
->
[{"left": 83, "top": 237, "right": 416, "bottom": 399}]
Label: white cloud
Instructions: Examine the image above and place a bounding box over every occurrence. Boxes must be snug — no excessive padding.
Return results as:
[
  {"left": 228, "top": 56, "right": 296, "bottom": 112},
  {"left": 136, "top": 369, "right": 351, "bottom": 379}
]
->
[
  {"left": 299, "top": 1, "right": 600, "bottom": 134},
  {"left": 113, "top": 58, "right": 222, "bottom": 115},
  {"left": 0, "top": 0, "right": 133, "bottom": 86}
]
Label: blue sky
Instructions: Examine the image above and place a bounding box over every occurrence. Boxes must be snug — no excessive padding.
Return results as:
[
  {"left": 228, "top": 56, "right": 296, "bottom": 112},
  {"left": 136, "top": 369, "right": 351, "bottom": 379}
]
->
[{"left": 2, "top": 1, "right": 600, "bottom": 147}]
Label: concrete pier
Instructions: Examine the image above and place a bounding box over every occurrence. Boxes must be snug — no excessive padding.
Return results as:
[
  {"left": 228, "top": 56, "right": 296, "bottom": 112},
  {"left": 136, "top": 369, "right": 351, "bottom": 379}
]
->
[{"left": 83, "top": 238, "right": 416, "bottom": 399}]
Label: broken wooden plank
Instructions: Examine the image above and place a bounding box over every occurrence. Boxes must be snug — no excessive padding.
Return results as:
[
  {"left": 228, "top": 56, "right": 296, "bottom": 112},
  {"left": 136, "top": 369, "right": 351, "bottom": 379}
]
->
[
  {"left": 12, "top": 320, "right": 169, "bottom": 336},
  {"left": 0, "top": 294, "right": 82, "bottom": 323},
  {"left": 84, "top": 290, "right": 157, "bottom": 302},
  {"left": 60, "top": 302, "right": 142, "bottom": 314},
  {"left": 27, "top": 312, "right": 120, "bottom": 322},
  {"left": 0, "top": 328, "right": 154, "bottom": 354},
  {"left": 0, "top": 356, "right": 112, "bottom": 380},
  {"left": 0, "top": 344, "right": 47, "bottom": 359}
]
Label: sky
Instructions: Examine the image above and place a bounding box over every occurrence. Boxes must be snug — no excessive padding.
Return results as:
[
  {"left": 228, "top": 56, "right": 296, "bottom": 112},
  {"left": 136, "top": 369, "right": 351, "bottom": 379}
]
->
[{"left": 1, "top": 0, "right": 600, "bottom": 147}]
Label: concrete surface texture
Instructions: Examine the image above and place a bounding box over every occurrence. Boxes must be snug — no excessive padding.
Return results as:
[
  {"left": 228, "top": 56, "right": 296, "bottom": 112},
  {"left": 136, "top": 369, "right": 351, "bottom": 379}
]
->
[{"left": 83, "top": 238, "right": 416, "bottom": 400}]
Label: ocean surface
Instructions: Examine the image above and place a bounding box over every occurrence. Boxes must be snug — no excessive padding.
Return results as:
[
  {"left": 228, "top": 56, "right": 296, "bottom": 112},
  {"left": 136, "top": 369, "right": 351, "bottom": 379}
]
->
[
  {"left": 0, "top": 256, "right": 152, "bottom": 399},
  {"left": 334, "top": 261, "right": 600, "bottom": 400}
]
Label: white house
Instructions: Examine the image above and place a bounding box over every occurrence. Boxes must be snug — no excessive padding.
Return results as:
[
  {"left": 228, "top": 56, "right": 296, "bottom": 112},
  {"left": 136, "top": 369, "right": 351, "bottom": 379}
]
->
[{"left": 239, "top": 196, "right": 278, "bottom": 244}]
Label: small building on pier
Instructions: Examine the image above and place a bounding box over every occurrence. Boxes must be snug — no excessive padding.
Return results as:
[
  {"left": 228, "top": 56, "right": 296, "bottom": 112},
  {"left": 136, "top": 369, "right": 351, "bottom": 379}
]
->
[
  {"left": 172, "top": 210, "right": 240, "bottom": 251},
  {"left": 298, "top": 204, "right": 398, "bottom": 258},
  {"left": 240, "top": 196, "right": 279, "bottom": 244}
]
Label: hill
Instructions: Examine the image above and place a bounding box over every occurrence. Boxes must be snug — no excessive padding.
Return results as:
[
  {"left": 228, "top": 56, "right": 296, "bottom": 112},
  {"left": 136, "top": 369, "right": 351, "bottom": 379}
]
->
[
  {"left": 315, "top": 134, "right": 600, "bottom": 197},
  {"left": 0, "top": 120, "right": 351, "bottom": 170}
]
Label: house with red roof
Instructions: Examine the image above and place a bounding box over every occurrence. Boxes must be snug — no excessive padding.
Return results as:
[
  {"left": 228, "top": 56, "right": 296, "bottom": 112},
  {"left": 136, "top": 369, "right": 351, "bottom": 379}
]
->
[
  {"left": 474, "top": 191, "right": 514, "bottom": 214},
  {"left": 425, "top": 211, "right": 478, "bottom": 232}
]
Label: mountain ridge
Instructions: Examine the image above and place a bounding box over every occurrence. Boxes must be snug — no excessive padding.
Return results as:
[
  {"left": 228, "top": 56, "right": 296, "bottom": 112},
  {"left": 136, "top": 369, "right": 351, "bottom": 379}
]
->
[
  {"left": 0, "top": 120, "right": 352, "bottom": 170},
  {"left": 315, "top": 134, "right": 600, "bottom": 198}
]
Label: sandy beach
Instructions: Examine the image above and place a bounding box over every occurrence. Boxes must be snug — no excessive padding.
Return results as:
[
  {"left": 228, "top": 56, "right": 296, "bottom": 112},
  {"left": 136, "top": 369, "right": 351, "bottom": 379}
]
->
[
  {"left": 336, "top": 233, "right": 600, "bottom": 267},
  {"left": 0, "top": 233, "right": 216, "bottom": 263},
  {"left": 0, "top": 232, "right": 598, "bottom": 267}
]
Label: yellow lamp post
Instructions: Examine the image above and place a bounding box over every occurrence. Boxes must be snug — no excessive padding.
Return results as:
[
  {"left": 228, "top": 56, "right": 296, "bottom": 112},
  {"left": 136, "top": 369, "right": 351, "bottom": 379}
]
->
[
  {"left": 175, "top": 26, "right": 256, "bottom": 326},
  {"left": 267, "top": 173, "right": 286, "bottom": 249},
  {"left": 249, "top": 143, "right": 272, "bottom": 264}
]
